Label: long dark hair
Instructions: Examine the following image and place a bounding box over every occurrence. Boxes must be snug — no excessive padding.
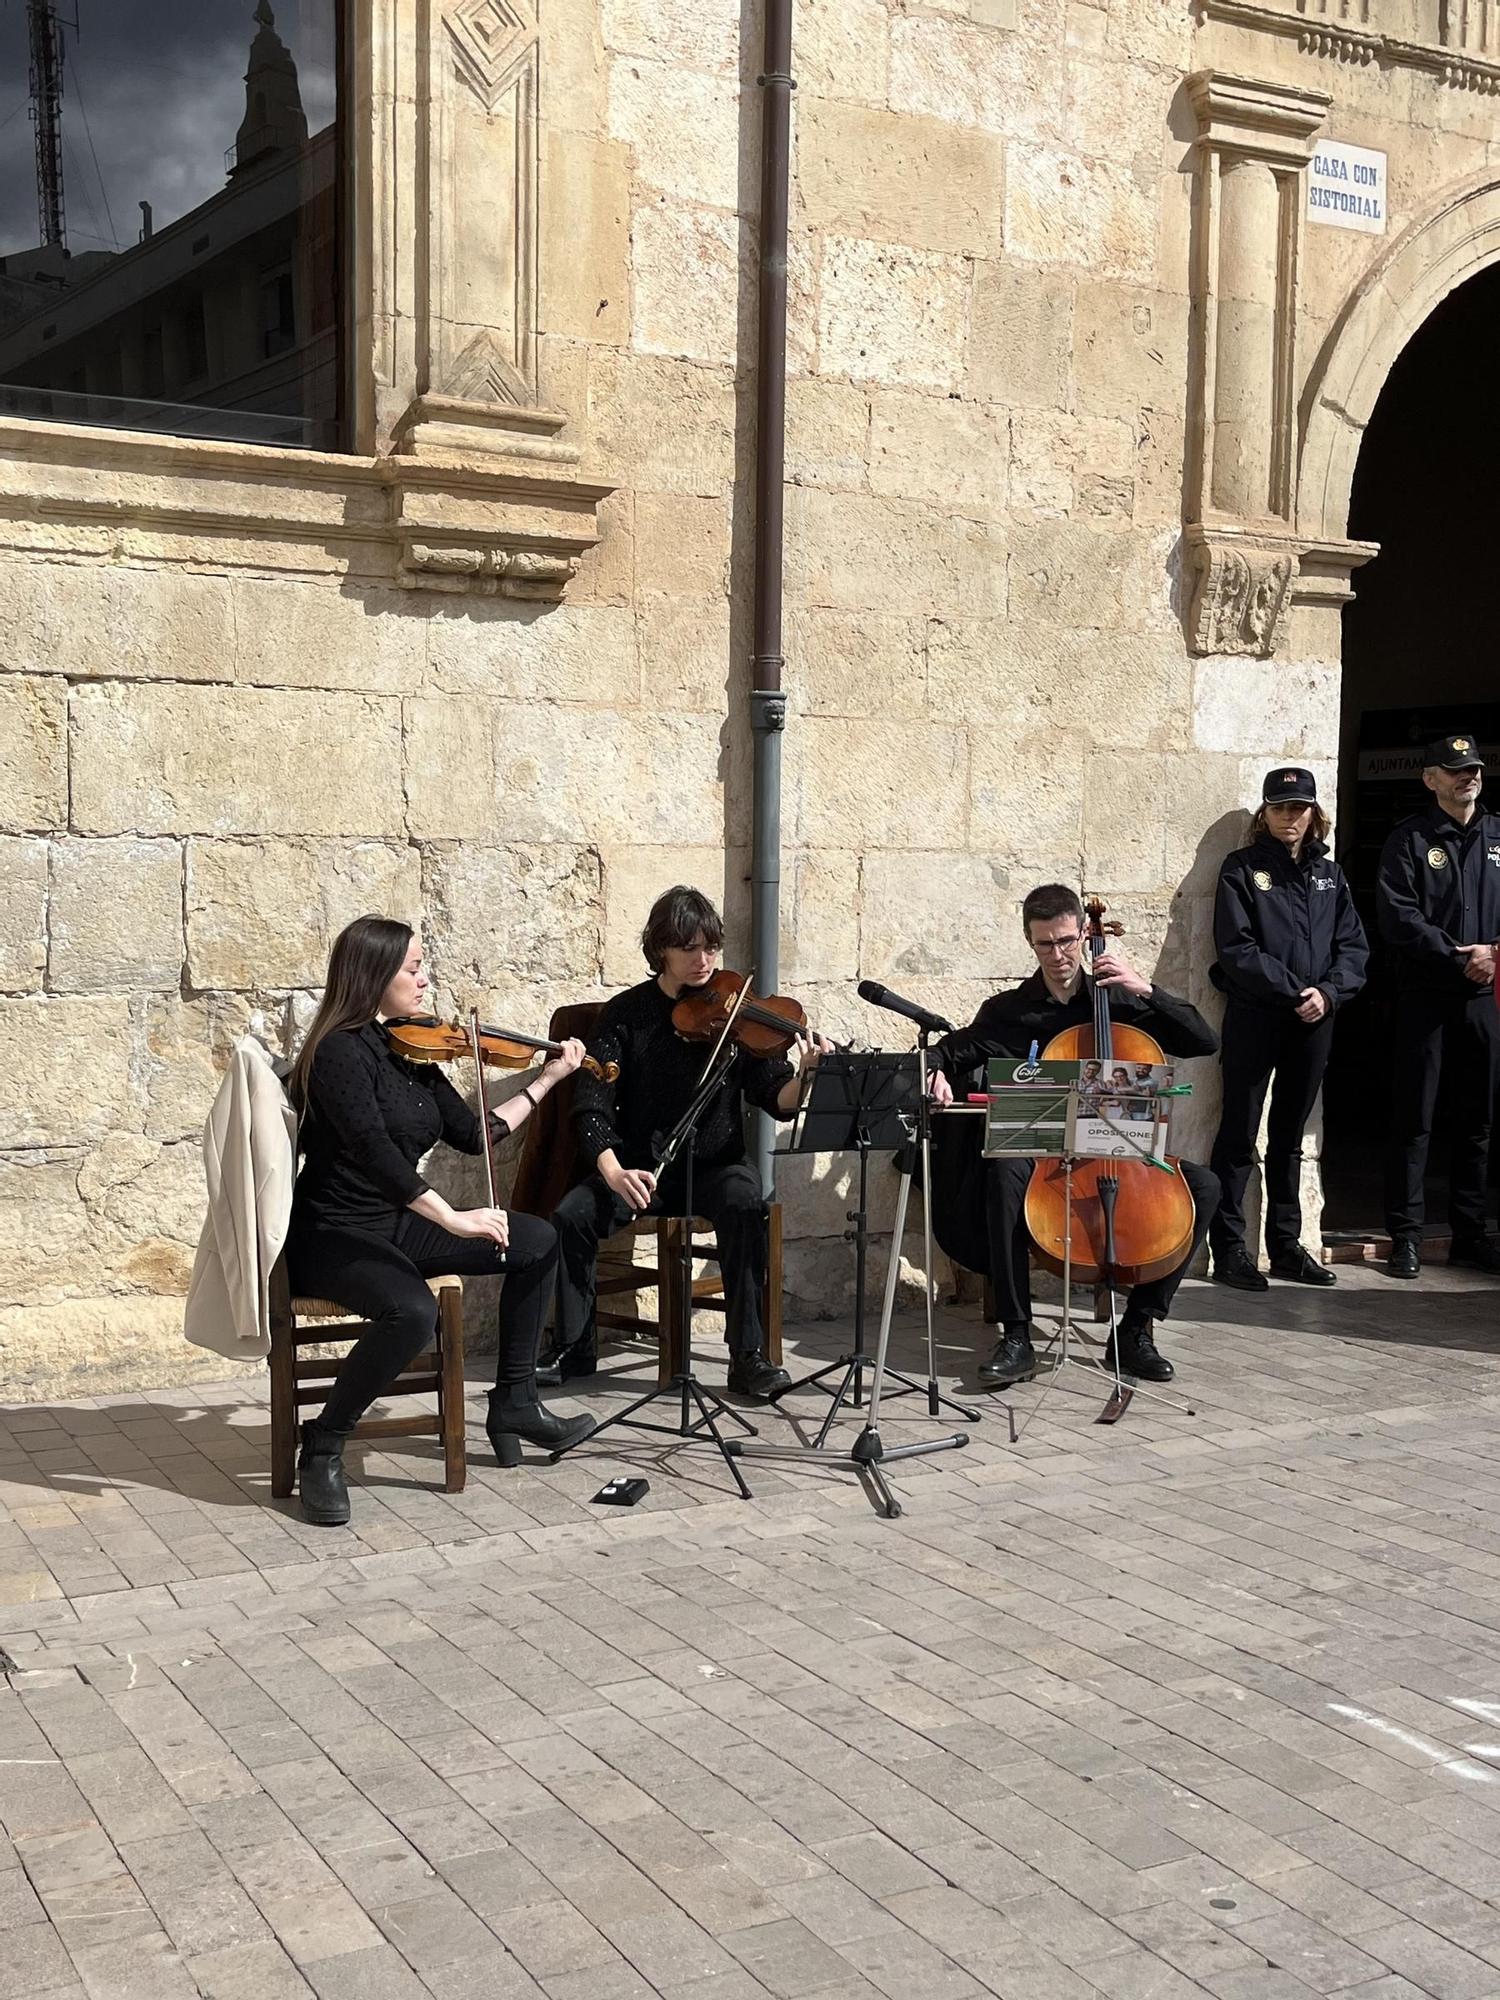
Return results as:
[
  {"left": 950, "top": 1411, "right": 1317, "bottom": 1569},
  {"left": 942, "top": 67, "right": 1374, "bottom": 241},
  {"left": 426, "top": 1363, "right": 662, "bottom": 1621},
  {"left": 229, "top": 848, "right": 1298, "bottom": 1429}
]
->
[{"left": 288, "top": 915, "right": 413, "bottom": 1113}]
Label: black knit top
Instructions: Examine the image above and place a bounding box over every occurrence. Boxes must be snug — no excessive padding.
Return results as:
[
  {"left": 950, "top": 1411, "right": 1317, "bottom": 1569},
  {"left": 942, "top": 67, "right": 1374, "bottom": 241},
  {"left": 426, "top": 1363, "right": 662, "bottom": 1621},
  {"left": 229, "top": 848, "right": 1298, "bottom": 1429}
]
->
[
  {"left": 573, "top": 978, "right": 794, "bottom": 1173},
  {"left": 291, "top": 1022, "right": 482, "bottom": 1230}
]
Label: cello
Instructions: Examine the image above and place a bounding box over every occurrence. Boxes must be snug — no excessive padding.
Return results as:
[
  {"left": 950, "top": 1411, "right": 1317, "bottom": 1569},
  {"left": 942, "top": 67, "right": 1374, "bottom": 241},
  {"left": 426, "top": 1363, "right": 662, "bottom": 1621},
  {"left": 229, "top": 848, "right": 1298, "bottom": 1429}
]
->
[{"left": 1022, "top": 897, "right": 1197, "bottom": 1288}]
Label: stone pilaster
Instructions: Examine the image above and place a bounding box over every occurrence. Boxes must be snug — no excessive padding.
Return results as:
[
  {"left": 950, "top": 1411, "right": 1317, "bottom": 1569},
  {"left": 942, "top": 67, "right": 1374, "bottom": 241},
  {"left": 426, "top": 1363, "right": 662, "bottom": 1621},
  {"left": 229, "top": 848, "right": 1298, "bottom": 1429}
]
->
[{"left": 1184, "top": 71, "right": 1329, "bottom": 656}]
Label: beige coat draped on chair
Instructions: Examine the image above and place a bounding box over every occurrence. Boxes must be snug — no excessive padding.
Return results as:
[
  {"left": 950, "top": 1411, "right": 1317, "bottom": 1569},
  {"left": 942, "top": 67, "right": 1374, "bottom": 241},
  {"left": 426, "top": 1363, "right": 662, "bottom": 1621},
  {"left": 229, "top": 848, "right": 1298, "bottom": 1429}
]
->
[{"left": 183, "top": 1036, "right": 298, "bottom": 1361}]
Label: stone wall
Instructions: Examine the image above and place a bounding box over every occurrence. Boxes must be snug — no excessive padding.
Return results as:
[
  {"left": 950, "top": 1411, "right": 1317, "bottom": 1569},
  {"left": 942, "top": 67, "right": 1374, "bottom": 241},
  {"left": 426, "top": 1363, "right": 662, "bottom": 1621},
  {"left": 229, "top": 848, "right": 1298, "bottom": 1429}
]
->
[{"left": 3, "top": 0, "right": 1491, "bottom": 1396}]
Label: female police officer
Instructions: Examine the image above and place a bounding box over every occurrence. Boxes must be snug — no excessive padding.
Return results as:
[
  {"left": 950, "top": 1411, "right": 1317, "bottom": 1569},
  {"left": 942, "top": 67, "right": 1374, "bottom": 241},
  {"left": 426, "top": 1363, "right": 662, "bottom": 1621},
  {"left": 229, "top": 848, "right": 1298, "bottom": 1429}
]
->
[{"left": 1209, "top": 768, "right": 1368, "bottom": 1291}]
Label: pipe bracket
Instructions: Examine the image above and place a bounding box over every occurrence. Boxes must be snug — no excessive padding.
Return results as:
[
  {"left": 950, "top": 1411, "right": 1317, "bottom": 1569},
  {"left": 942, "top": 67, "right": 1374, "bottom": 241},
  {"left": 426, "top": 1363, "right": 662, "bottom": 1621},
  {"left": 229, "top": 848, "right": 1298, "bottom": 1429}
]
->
[{"left": 750, "top": 688, "right": 788, "bottom": 732}]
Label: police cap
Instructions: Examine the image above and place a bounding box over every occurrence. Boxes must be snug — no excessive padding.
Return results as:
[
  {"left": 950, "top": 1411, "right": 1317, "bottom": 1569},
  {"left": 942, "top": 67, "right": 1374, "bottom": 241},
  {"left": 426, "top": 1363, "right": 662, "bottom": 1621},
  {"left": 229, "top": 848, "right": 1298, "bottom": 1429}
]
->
[
  {"left": 1423, "top": 732, "right": 1485, "bottom": 771},
  {"left": 1261, "top": 766, "right": 1318, "bottom": 804}
]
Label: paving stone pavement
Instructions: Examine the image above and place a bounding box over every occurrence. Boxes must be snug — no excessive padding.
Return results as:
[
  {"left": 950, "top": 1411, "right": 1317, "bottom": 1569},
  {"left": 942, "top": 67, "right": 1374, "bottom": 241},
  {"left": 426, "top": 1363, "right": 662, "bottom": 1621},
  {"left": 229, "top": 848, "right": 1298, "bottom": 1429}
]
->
[{"left": 4, "top": 1268, "right": 1500, "bottom": 1998}]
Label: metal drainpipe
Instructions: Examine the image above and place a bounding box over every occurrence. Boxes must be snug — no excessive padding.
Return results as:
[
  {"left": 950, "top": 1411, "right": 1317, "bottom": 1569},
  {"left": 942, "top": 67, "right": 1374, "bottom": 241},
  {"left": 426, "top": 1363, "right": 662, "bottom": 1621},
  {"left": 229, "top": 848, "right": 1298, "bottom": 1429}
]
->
[{"left": 750, "top": 0, "right": 793, "bottom": 1196}]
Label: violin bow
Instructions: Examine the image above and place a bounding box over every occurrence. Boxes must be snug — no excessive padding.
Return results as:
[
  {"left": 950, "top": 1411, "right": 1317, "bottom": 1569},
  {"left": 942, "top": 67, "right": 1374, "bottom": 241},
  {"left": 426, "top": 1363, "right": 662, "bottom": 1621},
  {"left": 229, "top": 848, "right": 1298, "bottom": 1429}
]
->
[{"left": 468, "top": 1004, "right": 501, "bottom": 1210}]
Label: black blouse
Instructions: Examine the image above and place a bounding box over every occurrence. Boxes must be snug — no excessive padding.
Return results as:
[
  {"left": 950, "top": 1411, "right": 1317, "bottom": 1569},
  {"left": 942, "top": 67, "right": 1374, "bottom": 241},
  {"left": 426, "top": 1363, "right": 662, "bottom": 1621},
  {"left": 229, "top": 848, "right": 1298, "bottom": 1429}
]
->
[{"left": 291, "top": 1022, "right": 483, "bottom": 1230}]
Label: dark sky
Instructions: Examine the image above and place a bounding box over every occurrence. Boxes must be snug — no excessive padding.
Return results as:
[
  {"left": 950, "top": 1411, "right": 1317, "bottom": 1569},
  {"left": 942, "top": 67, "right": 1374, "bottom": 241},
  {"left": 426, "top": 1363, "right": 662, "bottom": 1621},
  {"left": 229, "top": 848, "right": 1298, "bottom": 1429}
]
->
[{"left": 0, "top": 0, "right": 336, "bottom": 259}]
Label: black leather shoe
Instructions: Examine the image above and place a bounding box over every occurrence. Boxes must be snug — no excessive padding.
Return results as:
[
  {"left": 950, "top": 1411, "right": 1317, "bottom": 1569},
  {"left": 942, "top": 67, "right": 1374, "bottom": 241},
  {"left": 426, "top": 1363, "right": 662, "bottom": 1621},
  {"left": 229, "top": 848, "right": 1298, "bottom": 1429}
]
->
[
  {"left": 978, "top": 1328, "right": 1037, "bottom": 1388},
  {"left": 1268, "top": 1246, "right": 1337, "bottom": 1287},
  {"left": 1212, "top": 1247, "right": 1268, "bottom": 1292},
  {"left": 1106, "top": 1322, "right": 1175, "bottom": 1383},
  {"left": 727, "top": 1352, "right": 791, "bottom": 1401},
  {"left": 486, "top": 1384, "right": 596, "bottom": 1468},
  {"left": 535, "top": 1337, "right": 598, "bottom": 1388},
  {"left": 1449, "top": 1236, "right": 1500, "bottom": 1274},
  {"left": 1387, "top": 1238, "right": 1421, "bottom": 1280},
  {"left": 297, "top": 1421, "right": 351, "bottom": 1526}
]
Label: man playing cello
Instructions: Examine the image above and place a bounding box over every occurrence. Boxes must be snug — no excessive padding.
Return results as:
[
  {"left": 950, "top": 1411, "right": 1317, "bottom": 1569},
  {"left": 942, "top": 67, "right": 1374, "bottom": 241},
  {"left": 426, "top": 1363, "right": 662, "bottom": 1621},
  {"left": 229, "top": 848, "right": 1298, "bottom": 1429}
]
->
[{"left": 928, "top": 885, "right": 1220, "bottom": 1388}]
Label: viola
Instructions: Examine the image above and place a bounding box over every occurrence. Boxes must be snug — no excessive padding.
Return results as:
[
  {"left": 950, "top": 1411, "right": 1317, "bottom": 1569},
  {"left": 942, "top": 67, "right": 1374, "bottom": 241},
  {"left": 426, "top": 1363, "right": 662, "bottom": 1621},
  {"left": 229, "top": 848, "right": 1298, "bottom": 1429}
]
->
[
  {"left": 669, "top": 968, "right": 814, "bottom": 1059},
  {"left": 1021, "top": 898, "right": 1198, "bottom": 1288},
  {"left": 386, "top": 1015, "right": 619, "bottom": 1084}
]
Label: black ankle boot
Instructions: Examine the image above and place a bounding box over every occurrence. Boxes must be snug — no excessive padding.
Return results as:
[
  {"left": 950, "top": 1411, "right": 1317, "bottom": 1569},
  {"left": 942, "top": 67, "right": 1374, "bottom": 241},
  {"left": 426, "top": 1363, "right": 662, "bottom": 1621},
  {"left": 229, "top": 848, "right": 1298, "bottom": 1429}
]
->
[
  {"left": 978, "top": 1326, "right": 1037, "bottom": 1388},
  {"left": 727, "top": 1351, "right": 792, "bottom": 1401},
  {"left": 297, "top": 1420, "right": 350, "bottom": 1526},
  {"left": 1105, "top": 1320, "right": 1175, "bottom": 1383},
  {"left": 535, "top": 1336, "right": 598, "bottom": 1389},
  {"left": 485, "top": 1384, "right": 596, "bottom": 1468}
]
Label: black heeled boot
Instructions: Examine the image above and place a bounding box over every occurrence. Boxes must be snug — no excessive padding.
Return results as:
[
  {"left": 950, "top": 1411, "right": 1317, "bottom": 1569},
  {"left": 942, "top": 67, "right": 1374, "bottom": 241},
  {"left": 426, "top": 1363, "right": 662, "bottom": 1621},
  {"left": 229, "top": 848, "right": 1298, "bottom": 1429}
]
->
[
  {"left": 297, "top": 1420, "right": 351, "bottom": 1526},
  {"left": 534, "top": 1336, "right": 598, "bottom": 1389},
  {"left": 485, "top": 1384, "right": 596, "bottom": 1468}
]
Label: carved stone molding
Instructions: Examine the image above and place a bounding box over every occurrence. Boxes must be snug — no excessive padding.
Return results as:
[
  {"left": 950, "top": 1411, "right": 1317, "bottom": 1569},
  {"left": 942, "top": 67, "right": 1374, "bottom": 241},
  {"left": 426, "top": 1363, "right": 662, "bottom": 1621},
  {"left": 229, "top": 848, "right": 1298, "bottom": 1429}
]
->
[
  {"left": 445, "top": 0, "right": 537, "bottom": 115},
  {"left": 1299, "top": 25, "right": 1381, "bottom": 59},
  {"left": 400, "top": 544, "right": 579, "bottom": 598},
  {"left": 388, "top": 452, "right": 613, "bottom": 600},
  {"left": 1187, "top": 69, "right": 1332, "bottom": 166},
  {"left": 1293, "top": 534, "right": 1380, "bottom": 607},
  {"left": 1186, "top": 526, "right": 1299, "bottom": 657},
  {"left": 1201, "top": 0, "right": 1500, "bottom": 91},
  {"left": 412, "top": 0, "right": 542, "bottom": 441}
]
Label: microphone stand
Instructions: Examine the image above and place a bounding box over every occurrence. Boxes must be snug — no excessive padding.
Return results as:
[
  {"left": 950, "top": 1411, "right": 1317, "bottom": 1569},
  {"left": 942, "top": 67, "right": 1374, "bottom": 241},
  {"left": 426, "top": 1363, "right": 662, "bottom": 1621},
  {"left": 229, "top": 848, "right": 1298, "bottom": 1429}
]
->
[
  {"left": 771, "top": 1053, "right": 982, "bottom": 1434},
  {"left": 729, "top": 1033, "right": 984, "bottom": 1518}
]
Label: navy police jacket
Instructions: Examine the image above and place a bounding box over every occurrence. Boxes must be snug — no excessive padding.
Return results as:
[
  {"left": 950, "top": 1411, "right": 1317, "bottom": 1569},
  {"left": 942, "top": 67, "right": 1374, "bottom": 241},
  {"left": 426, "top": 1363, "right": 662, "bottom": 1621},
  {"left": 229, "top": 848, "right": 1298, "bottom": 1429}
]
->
[
  {"left": 1376, "top": 803, "right": 1500, "bottom": 995},
  {"left": 1211, "top": 834, "right": 1368, "bottom": 1013}
]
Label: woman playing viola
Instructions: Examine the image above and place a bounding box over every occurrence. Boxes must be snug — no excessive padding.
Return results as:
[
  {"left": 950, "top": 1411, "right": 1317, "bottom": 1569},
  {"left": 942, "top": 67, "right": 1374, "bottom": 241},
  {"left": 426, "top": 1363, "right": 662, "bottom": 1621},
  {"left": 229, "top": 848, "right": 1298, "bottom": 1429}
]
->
[{"left": 285, "top": 914, "right": 594, "bottom": 1525}]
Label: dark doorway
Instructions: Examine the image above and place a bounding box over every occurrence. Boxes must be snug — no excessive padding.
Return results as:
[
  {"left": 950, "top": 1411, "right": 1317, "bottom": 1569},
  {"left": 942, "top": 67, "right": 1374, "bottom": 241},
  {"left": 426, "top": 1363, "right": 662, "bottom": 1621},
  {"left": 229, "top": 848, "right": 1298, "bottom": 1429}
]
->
[{"left": 1321, "top": 261, "right": 1500, "bottom": 1236}]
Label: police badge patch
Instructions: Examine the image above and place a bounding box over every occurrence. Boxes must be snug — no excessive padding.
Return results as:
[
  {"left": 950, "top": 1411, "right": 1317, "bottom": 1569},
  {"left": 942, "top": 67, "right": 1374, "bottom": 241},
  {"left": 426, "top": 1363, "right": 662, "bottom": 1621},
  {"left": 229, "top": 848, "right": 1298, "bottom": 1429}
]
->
[
  {"left": 1253, "top": 870, "right": 1272, "bottom": 890},
  {"left": 1427, "top": 846, "right": 1449, "bottom": 869}
]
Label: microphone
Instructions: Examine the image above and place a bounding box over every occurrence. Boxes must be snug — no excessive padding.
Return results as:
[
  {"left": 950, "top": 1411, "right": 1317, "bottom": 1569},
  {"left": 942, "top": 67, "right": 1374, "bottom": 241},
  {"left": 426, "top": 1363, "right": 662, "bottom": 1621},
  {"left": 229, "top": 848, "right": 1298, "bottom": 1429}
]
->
[{"left": 856, "top": 979, "right": 954, "bottom": 1037}]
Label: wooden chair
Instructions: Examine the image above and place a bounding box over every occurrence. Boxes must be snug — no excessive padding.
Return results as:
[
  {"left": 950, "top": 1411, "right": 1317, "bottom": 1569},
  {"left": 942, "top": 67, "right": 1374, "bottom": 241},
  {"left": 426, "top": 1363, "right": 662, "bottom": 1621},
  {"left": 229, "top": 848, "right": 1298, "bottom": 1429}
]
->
[
  {"left": 510, "top": 1003, "right": 783, "bottom": 1384},
  {"left": 268, "top": 1260, "right": 467, "bottom": 1497}
]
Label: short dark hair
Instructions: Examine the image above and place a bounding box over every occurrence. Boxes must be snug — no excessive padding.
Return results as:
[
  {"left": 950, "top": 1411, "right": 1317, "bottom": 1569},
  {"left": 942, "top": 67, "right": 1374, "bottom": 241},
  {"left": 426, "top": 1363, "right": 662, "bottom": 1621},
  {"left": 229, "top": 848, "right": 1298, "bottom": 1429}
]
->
[
  {"left": 1021, "top": 884, "right": 1084, "bottom": 937},
  {"left": 641, "top": 885, "right": 725, "bottom": 972}
]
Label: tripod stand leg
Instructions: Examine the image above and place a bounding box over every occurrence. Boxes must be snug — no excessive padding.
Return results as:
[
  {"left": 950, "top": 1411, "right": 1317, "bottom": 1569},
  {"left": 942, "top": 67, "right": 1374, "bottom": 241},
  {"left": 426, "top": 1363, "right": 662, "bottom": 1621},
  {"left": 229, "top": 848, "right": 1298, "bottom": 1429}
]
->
[
  {"left": 876, "top": 1366, "right": 984, "bottom": 1425},
  {"left": 685, "top": 1376, "right": 753, "bottom": 1500},
  {"left": 860, "top": 1462, "right": 901, "bottom": 1520}
]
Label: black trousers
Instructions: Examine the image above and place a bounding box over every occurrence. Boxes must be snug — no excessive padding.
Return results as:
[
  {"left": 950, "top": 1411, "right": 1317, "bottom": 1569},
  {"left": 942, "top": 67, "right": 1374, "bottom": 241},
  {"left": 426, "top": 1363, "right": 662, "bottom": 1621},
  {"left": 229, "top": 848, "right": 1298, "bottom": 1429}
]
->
[
  {"left": 1209, "top": 1002, "right": 1335, "bottom": 1261},
  {"left": 1384, "top": 985, "right": 1500, "bottom": 1243},
  {"left": 982, "top": 1156, "right": 1220, "bottom": 1329},
  {"left": 554, "top": 1161, "right": 770, "bottom": 1359},
  {"left": 285, "top": 1209, "right": 558, "bottom": 1434}
]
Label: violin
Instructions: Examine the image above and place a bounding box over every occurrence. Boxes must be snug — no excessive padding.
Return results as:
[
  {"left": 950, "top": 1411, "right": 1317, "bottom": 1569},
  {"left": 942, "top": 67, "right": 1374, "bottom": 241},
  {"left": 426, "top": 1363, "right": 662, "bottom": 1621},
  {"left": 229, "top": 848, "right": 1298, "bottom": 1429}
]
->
[
  {"left": 386, "top": 1009, "right": 617, "bottom": 1215},
  {"left": 385, "top": 1014, "right": 619, "bottom": 1084},
  {"left": 669, "top": 969, "right": 813, "bottom": 1058},
  {"left": 1022, "top": 897, "right": 1197, "bottom": 1288}
]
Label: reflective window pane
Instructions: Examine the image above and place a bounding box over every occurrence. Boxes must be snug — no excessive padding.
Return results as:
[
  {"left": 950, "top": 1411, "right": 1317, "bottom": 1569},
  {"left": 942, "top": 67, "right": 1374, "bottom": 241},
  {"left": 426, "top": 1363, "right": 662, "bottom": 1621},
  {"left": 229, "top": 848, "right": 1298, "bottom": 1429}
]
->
[{"left": 0, "top": 1, "right": 342, "bottom": 451}]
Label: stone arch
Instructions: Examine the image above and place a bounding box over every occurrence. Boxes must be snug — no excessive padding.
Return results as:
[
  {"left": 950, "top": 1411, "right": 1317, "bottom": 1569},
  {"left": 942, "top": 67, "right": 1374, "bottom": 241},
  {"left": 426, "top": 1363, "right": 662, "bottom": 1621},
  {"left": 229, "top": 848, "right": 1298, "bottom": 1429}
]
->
[{"left": 1298, "top": 171, "right": 1500, "bottom": 546}]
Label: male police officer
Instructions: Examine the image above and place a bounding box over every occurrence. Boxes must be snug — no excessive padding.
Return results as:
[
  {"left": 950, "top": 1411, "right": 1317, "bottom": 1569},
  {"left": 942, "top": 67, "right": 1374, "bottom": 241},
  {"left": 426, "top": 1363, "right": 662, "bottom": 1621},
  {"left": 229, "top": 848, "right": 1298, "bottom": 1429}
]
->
[{"left": 1377, "top": 733, "right": 1500, "bottom": 1279}]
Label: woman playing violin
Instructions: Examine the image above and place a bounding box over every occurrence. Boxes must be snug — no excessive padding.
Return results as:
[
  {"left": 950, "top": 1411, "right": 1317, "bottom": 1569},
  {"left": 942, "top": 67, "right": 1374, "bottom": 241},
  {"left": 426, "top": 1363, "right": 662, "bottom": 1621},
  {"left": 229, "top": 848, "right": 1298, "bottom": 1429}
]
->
[
  {"left": 285, "top": 914, "right": 594, "bottom": 1525},
  {"left": 544, "top": 885, "right": 834, "bottom": 1401}
]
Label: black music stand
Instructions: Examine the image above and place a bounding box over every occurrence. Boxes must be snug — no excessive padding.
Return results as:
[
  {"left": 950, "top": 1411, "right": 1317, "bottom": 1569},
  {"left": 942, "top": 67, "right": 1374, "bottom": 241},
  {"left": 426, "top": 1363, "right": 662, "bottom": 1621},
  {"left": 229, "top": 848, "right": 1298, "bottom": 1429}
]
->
[
  {"left": 773, "top": 1052, "right": 983, "bottom": 1435},
  {"left": 547, "top": 1031, "right": 761, "bottom": 1499}
]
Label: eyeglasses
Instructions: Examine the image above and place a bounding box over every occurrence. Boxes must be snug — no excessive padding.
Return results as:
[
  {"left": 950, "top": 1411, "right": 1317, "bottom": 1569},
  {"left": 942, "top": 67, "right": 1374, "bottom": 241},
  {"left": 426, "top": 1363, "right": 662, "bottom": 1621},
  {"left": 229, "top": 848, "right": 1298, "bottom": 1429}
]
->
[{"left": 1034, "top": 936, "right": 1082, "bottom": 954}]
